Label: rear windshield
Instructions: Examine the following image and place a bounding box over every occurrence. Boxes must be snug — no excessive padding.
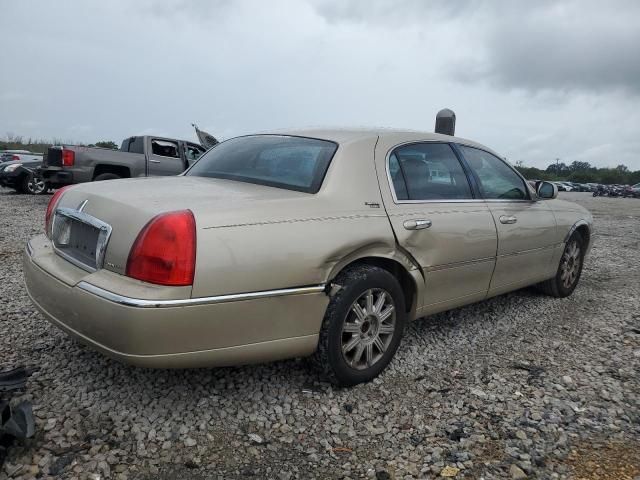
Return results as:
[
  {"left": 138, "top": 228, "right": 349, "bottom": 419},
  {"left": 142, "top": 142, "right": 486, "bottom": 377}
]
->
[{"left": 186, "top": 135, "right": 338, "bottom": 193}]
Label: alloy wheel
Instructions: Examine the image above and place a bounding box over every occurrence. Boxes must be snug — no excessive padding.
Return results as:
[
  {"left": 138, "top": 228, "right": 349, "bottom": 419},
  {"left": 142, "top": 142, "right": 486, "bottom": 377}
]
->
[
  {"left": 341, "top": 288, "right": 396, "bottom": 370},
  {"left": 560, "top": 240, "right": 581, "bottom": 289},
  {"left": 27, "top": 175, "right": 46, "bottom": 194}
]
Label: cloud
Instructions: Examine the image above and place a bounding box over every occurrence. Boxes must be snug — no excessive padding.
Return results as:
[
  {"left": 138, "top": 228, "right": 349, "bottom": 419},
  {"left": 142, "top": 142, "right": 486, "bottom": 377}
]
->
[{"left": 451, "top": 1, "right": 640, "bottom": 95}]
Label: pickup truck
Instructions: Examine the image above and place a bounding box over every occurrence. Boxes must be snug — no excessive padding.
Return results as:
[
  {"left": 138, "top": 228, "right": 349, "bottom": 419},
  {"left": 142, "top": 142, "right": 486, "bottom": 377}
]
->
[{"left": 40, "top": 136, "right": 206, "bottom": 188}]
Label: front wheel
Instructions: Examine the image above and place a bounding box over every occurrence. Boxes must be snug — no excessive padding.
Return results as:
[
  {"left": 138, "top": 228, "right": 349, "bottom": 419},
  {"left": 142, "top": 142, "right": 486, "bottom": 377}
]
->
[
  {"left": 537, "top": 231, "right": 585, "bottom": 298},
  {"left": 23, "top": 173, "right": 48, "bottom": 195},
  {"left": 311, "top": 265, "right": 406, "bottom": 386}
]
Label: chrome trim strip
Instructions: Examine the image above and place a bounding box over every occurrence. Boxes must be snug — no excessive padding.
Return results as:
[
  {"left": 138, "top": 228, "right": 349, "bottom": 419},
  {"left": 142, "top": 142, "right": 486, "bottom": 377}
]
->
[
  {"left": 52, "top": 207, "right": 113, "bottom": 272},
  {"left": 77, "top": 282, "right": 327, "bottom": 308},
  {"left": 26, "top": 241, "right": 34, "bottom": 257}
]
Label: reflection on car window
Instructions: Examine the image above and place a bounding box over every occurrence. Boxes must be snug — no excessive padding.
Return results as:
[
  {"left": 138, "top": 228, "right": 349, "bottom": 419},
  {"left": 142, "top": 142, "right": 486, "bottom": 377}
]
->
[
  {"left": 152, "top": 140, "right": 180, "bottom": 158},
  {"left": 459, "top": 146, "right": 528, "bottom": 200},
  {"left": 185, "top": 144, "right": 205, "bottom": 162},
  {"left": 389, "top": 143, "right": 472, "bottom": 201},
  {"left": 186, "top": 135, "right": 337, "bottom": 193}
]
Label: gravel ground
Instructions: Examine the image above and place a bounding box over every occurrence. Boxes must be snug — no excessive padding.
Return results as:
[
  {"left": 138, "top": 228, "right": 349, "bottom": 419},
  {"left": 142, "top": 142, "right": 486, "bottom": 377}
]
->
[{"left": 1, "top": 188, "right": 639, "bottom": 480}]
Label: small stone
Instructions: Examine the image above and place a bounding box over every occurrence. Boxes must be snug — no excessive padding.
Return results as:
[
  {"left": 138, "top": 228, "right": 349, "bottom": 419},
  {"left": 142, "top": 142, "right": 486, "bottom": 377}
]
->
[
  {"left": 510, "top": 464, "right": 527, "bottom": 479},
  {"left": 184, "top": 437, "right": 197, "bottom": 447},
  {"left": 248, "top": 433, "right": 264, "bottom": 444},
  {"left": 515, "top": 430, "right": 527, "bottom": 440},
  {"left": 561, "top": 375, "right": 574, "bottom": 387},
  {"left": 440, "top": 465, "right": 460, "bottom": 477}
]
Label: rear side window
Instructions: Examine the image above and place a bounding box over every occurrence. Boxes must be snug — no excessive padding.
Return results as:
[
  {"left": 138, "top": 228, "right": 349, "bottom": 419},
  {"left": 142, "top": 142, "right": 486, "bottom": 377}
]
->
[
  {"left": 128, "top": 137, "right": 145, "bottom": 154},
  {"left": 458, "top": 146, "right": 529, "bottom": 200},
  {"left": 186, "top": 135, "right": 338, "bottom": 193},
  {"left": 151, "top": 139, "right": 180, "bottom": 158},
  {"left": 388, "top": 143, "right": 472, "bottom": 201}
]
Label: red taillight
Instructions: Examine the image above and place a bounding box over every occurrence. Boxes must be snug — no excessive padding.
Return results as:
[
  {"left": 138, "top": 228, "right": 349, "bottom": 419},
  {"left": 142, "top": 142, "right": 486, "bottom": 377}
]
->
[
  {"left": 45, "top": 187, "right": 70, "bottom": 237},
  {"left": 126, "top": 210, "right": 196, "bottom": 286},
  {"left": 62, "top": 149, "right": 75, "bottom": 166},
  {"left": 12, "top": 154, "right": 20, "bottom": 161}
]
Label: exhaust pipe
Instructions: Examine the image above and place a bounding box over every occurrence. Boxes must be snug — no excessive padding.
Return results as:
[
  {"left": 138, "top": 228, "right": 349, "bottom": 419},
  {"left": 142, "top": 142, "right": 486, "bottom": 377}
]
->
[{"left": 435, "top": 108, "right": 456, "bottom": 136}]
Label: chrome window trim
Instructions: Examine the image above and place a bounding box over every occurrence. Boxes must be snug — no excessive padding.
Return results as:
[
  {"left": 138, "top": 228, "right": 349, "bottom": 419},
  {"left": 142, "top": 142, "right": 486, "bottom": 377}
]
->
[
  {"left": 384, "top": 140, "right": 537, "bottom": 205},
  {"left": 77, "top": 282, "right": 326, "bottom": 308},
  {"left": 52, "top": 207, "right": 113, "bottom": 273}
]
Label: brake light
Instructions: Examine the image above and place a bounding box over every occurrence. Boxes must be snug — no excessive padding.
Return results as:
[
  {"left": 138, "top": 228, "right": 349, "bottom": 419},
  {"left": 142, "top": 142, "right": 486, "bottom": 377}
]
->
[
  {"left": 45, "top": 187, "right": 70, "bottom": 237},
  {"left": 62, "top": 149, "right": 75, "bottom": 166},
  {"left": 126, "top": 210, "right": 196, "bottom": 286},
  {"left": 12, "top": 155, "right": 20, "bottom": 161}
]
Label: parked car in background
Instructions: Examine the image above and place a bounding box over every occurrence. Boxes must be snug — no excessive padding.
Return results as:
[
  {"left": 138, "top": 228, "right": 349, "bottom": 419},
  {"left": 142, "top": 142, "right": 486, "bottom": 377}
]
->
[
  {"left": 554, "top": 182, "right": 572, "bottom": 192},
  {"left": 24, "top": 128, "right": 593, "bottom": 385},
  {"left": 0, "top": 157, "right": 50, "bottom": 194},
  {"left": 40, "top": 136, "right": 207, "bottom": 188},
  {"left": 0, "top": 150, "right": 44, "bottom": 163}
]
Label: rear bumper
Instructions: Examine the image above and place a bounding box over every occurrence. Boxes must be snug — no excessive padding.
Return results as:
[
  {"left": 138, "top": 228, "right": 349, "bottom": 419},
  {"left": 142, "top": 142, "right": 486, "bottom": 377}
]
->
[
  {"left": 41, "top": 168, "right": 73, "bottom": 187},
  {"left": 23, "top": 239, "right": 327, "bottom": 368}
]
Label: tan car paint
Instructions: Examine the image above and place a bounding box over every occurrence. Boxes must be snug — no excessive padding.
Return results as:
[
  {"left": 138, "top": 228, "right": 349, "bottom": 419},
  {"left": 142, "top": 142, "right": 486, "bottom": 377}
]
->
[{"left": 23, "top": 128, "right": 594, "bottom": 368}]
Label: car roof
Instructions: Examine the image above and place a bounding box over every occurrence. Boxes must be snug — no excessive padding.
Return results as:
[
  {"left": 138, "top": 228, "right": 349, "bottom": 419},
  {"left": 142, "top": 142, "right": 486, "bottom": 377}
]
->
[{"left": 258, "top": 127, "right": 495, "bottom": 151}]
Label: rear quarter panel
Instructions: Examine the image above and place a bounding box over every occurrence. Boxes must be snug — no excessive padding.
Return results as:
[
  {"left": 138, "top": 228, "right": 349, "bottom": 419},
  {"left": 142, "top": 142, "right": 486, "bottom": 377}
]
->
[{"left": 191, "top": 136, "right": 401, "bottom": 297}]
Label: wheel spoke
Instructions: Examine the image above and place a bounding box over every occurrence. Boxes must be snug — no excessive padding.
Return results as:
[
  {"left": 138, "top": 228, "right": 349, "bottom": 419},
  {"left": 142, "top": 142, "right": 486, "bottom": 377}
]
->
[
  {"left": 379, "top": 305, "right": 394, "bottom": 322},
  {"left": 374, "top": 291, "right": 386, "bottom": 314},
  {"left": 342, "top": 335, "right": 361, "bottom": 354},
  {"left": 352, "top": 342, "right": 365, "bottom": 365},
  {"left": 343, "top": 322, "right": 360, "bottom": 334},
  {"left": 351, "top": 303, "right": 367, "bottom": 322},
  {"left": 379, "top": 324, "right": 394, "bottom": 335},
  {"left": 365, "top": 290, "right": 374, "bottom": 314},
  {"left": 373, "top": 335, "right": 386, "bottom": 353},
  {"left": 365, "top": 343, "right": 374, "bottom": 366}
]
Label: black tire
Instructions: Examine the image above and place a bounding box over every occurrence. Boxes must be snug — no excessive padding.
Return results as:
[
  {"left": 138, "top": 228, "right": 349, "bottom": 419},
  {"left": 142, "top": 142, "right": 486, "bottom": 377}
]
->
[
  {"left": 22, "top": 173, "right": 48, "bottom": 195},
  {"left": 311, "top": 264, "right": 406, "bottom": 386},
  {"left": 94, "top": 173, "right": 121, "bottom": 181},
  {"left": 537, "top": 231, "right": 585, "bottom": 298}
]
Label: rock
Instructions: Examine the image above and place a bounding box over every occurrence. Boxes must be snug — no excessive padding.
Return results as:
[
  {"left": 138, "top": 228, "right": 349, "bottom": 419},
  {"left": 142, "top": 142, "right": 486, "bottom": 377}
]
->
[
  {"left": 440, "top": 465, "right": 460, "bottom": 477},
  {"left": 248, "top": 433, "right": 264, "bottom": 444},
  {"left": 183, "top": 437, "right": 197, "bottom": 447},
  {"left": 510, "top": 464, "right": 527, "bottom": 479}
]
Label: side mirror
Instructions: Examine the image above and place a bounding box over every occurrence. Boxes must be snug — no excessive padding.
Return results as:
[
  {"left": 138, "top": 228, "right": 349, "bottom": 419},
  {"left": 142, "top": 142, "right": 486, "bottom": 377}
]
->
[{"left": 537, "top": 181, "right": 558, "bottom": 199}]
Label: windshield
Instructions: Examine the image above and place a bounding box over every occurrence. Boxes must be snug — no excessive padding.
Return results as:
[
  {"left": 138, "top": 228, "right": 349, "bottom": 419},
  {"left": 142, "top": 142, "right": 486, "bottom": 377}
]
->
[{"left": 186, "top": 135, "right": 338, "bottom": 193}]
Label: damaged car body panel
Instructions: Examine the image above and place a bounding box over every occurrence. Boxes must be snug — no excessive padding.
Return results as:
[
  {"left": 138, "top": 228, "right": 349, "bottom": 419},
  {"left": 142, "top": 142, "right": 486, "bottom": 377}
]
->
[{"left": 23, "top": 127, "right": 594, "bottom": 384}]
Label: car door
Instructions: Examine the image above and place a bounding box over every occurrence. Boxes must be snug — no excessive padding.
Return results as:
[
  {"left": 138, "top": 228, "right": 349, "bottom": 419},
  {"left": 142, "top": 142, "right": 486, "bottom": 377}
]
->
[
  {"left": 457, "top": 145, "right": 557, "bottom": 295},
  {"left": 375, "top": 137, "right": 498, "bottom": 316},
  {"left": 146, "top": 138, "right": 186, "bottom": 176}
]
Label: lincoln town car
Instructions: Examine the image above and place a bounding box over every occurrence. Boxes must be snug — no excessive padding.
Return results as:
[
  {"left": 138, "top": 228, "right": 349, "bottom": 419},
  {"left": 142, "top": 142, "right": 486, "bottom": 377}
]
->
[{"left": 23, "top": 129, "right": 593, "bottom": 385}]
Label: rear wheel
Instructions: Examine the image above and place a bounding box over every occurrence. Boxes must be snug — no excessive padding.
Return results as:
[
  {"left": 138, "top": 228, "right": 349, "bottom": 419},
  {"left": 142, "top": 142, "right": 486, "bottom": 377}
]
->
[
  {"left": 94, "top": 173, "right": 121, "bottom": 181},
  {"left": 537, "top": 231, "right": 585, "bottom": 298},
  {"left": 312, "top": 265, "right": 406, "bottom": 386}
]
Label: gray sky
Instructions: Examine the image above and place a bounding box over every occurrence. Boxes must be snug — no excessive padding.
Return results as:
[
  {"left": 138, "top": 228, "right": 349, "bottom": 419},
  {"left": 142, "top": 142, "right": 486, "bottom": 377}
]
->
[{"left": 2, "top": 0, "right": 639, "bottom": 169}]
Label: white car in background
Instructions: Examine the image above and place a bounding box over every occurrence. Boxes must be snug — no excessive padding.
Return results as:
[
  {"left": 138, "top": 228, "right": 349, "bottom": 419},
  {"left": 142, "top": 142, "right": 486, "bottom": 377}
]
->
[{"left": 0, "top": 150, "right": 44, "bottom": 163}]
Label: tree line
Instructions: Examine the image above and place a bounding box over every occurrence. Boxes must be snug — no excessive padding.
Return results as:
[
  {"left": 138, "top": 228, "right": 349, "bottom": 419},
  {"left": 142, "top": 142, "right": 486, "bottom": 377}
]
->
[
  {"left": 514, "top": 160, "right": 639, "bottom": 185},
  {"left": 1, "top": 134, "right": 118, "bottom": 154}
]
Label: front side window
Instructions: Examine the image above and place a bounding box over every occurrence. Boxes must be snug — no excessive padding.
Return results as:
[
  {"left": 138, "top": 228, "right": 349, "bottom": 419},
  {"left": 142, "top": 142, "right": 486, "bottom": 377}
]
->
[
  {"left": 185, "top": 144, "right": 205, "bottom": 162},
  {"left": 186, "top": 135, "right": 337, "bottom": 193},
  {"left": 388, "top": 143, "right": 473, "bottom": 201},
  {"left": 458, "top": 145, "right": 529, "bottom": 200}
]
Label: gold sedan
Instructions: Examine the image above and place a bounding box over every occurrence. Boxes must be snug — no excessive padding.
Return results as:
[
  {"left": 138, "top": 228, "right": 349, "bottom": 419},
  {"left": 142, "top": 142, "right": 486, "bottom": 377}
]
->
[{"left": 23, "top": 129, "right": 593, "bottom": 385}]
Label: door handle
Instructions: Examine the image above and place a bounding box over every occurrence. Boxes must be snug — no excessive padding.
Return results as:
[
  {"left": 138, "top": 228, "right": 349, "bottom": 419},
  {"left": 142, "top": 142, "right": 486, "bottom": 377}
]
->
[
  {"left": 148, "top": 159, "right": 161, "bottom": 164},
  {"left": 403, "top": 219, "right": 432, "bottom": 230},
  {"left": 499, "top": 215, "right": 517, "bottom": 224}
]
